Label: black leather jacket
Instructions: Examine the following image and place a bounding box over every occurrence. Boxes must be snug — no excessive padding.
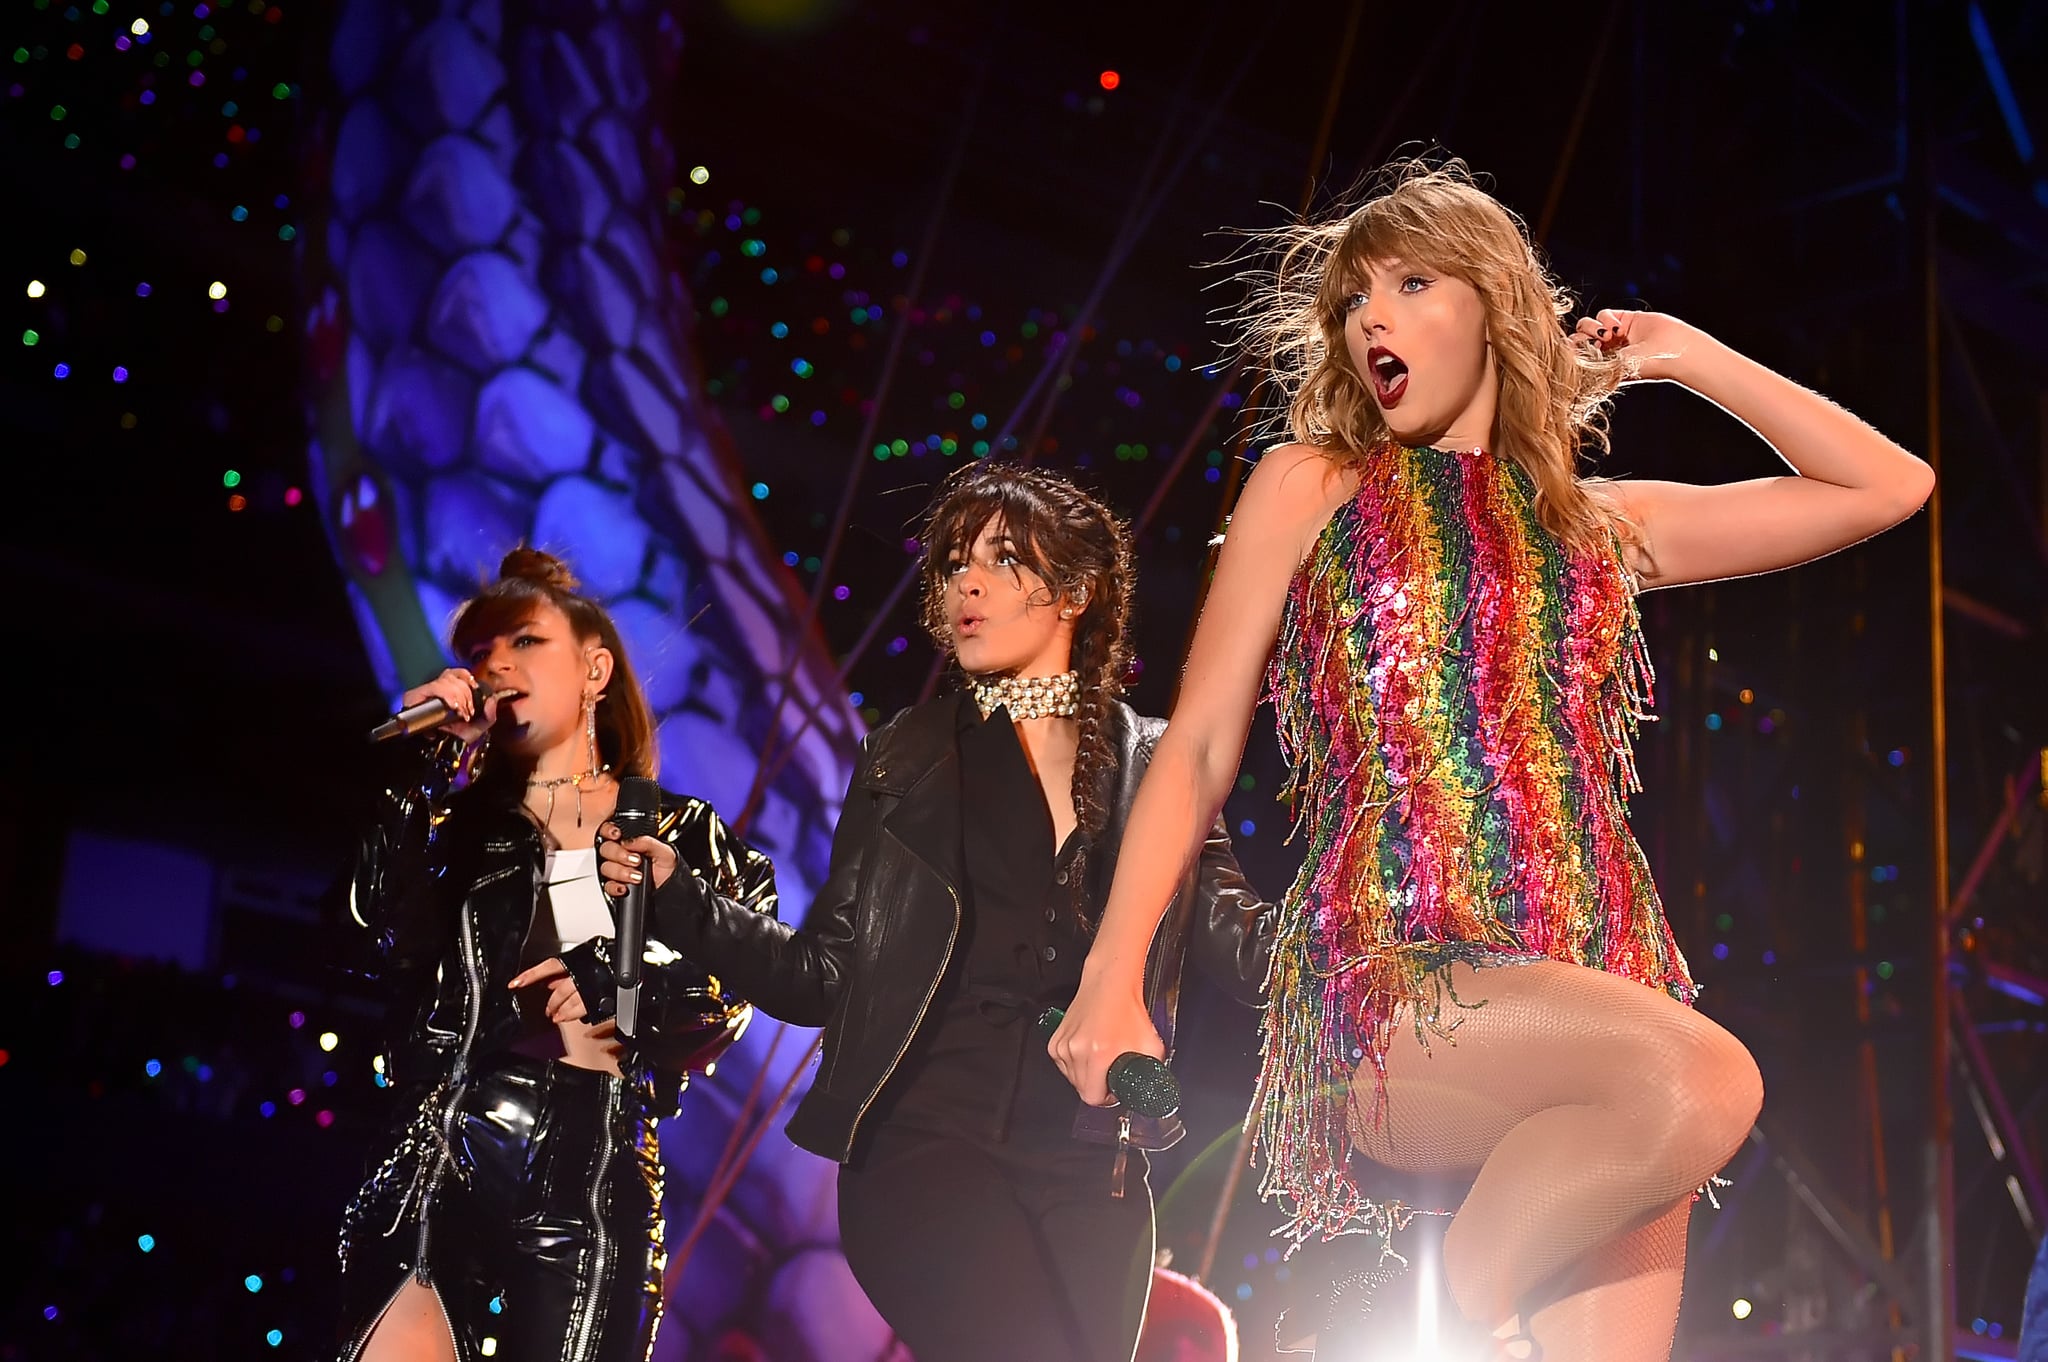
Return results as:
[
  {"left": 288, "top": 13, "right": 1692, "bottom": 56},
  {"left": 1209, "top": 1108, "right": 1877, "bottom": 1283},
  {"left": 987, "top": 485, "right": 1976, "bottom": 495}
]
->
[
  {"left": 652, "top": 693, "right": 1277, "bottom": 1163},
  {"left": 343, "top": 734, "right": 780, "bottom": 1114}
]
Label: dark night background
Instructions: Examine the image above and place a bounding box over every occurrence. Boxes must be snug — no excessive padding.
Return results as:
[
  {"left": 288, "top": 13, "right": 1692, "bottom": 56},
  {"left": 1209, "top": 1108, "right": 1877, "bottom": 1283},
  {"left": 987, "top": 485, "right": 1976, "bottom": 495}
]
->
[{"left": 2, "top": 0, "right": 2044, "bottom": 1358}]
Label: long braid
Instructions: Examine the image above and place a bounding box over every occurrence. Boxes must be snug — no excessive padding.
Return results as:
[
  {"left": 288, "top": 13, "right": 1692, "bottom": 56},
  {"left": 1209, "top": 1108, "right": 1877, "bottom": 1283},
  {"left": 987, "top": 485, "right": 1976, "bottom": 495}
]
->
[{"left": 1064, "top": 500, "right": 1134, "bottom": 931}]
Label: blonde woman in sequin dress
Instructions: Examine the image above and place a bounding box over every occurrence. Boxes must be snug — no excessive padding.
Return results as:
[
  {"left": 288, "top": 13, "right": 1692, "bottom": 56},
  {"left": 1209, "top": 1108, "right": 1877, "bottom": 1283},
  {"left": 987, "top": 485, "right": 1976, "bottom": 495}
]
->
[{"left": 1049, "top": 162, "right": 1932, "bottom": 1361}]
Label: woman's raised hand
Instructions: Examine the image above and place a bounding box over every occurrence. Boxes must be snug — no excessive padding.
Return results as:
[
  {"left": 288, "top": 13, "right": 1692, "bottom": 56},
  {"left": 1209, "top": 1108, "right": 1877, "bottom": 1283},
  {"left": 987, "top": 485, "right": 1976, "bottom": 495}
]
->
[
  {"left": 1048, "top": 976, "right": 1166, "bottom": 1108},
  {"left": 596, "top": 822, "right": 678, "bottom": 897},
  {"left": 1575, "top": 308, "right": 1701, "bottom": 383},
  {"left": 399, "top": 666, "right": 499, "bottom": 744}
]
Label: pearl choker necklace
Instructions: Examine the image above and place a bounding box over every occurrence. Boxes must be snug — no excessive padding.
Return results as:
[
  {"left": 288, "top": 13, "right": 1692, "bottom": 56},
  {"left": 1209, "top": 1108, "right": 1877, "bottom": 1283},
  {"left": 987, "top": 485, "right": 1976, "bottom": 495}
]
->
[{"left": 971, "top": 670, "right": 1081, "bottom": 722}]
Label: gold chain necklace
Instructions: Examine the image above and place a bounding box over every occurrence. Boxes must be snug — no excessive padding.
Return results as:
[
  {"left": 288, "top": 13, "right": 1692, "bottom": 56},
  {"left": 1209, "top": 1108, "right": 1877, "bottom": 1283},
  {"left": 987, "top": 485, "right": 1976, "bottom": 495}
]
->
[{"left": 526, "top": 766, "right": 612, "bottom": 827}]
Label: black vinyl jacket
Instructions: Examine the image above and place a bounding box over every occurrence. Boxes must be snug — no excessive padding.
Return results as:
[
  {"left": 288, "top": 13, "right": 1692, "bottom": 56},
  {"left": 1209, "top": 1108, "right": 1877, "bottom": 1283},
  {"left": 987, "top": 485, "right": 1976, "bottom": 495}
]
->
[{"left": 343, "top": 735, "right": 779, "bottom": 1113}]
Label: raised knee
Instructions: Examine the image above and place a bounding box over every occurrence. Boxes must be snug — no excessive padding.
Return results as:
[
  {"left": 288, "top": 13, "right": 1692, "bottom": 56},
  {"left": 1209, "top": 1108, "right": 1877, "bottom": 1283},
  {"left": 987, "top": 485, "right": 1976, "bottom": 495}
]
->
[{"left": 1622, "top": 1026, "right": 1762, "bottom": 1186}]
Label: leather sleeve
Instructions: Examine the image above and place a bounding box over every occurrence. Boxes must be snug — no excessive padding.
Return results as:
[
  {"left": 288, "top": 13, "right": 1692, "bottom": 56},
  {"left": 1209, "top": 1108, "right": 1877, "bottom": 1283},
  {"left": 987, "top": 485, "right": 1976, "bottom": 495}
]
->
[
  {"left": 336, "top": 732, "right": 467, "bottom": 982},
  {"left": 648, "top": 737, "right": 876, "bottom": 1029},
  {"left": 1188, "top": 814, "right": 1277, "bottom": 1007},
  {"left": 622, "top": 796, "right": 782, "bottom": 1067}
]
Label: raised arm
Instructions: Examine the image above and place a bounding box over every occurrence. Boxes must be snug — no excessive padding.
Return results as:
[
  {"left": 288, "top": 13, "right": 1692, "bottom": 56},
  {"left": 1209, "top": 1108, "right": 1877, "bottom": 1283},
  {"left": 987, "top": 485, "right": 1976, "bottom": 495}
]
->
[
  {"left": 1580, "top": 310, "right": 1933, "bottom": 589},
  {"left": 1050, "top": 442, "right": 1344, "bottom": 1104}
]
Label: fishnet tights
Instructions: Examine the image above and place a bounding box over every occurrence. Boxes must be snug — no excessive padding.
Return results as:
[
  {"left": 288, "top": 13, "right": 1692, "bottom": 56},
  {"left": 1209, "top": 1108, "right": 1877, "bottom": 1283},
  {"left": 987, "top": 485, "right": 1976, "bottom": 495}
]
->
[{"left": 1348, "top": 960, "right": 1761, "bottom": 1361}]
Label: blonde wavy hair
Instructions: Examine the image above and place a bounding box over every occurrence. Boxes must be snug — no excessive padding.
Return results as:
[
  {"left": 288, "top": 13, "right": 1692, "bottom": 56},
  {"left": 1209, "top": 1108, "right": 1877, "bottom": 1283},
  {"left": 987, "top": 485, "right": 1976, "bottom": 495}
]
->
[{"left": 1231, "top": 158, "right": 1629, "bottom": 553}]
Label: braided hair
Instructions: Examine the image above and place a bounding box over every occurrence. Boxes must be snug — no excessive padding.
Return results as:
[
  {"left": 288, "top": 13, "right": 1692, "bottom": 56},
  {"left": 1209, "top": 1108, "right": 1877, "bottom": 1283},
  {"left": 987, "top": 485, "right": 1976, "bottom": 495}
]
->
[{"left": 918, "top": 463, "right": 1136, "bottom": 929}]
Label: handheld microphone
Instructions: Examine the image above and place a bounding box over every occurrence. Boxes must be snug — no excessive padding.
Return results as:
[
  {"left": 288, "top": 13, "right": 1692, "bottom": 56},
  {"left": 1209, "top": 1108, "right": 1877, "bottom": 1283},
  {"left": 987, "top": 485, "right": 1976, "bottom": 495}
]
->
[
  {"left": 610, "top": 776, "right": 660, "bottom": 1041},
  {"left": 1036, "top": 1006, "right": 1180, "bottom": 1118},
  {"left": 367, "top": 684, "right": 502, "bottom": 743}
]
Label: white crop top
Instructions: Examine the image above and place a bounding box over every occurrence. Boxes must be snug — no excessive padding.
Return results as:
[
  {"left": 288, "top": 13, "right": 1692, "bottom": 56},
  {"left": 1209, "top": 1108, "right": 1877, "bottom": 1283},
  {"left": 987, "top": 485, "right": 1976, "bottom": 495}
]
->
[{"left": 535, "top": 847, "right": 615, "bottom": 955}]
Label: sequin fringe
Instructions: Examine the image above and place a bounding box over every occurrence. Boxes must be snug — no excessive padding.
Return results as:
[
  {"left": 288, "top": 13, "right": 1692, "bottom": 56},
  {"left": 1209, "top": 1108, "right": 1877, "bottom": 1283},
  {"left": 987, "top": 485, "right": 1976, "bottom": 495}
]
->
[{"left": 1251, "top": 443, "right": 1697, "bottom": 1247}]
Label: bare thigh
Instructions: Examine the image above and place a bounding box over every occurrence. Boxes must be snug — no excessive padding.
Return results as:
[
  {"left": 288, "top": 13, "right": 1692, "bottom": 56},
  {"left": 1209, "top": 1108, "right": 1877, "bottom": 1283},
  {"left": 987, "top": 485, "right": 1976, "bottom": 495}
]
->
[
  {"left": 358, "top": 1279, "right": 455, "bottom": 1362},
  {"left": 1347, "top": 958, "right": 1751, "bottom": 1175}
]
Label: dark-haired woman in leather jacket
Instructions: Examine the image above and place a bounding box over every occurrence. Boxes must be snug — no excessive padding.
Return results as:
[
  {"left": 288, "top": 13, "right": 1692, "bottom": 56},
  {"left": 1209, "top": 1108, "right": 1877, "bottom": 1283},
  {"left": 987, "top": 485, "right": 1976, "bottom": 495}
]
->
[
  {"left": 601, "top": 467, "right": 1277, "bottom": 1362},
  {"left": 336, "top": 549, "right": 776, "bottom": 1362}
]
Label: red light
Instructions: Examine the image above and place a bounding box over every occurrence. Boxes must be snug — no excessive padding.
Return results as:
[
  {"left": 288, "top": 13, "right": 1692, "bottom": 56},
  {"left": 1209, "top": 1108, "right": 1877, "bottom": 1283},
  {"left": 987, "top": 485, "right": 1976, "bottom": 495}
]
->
[
  {"left": 1099, "top": 70, "right": 1120, "bottom": 91},
  {"left": 284, "top": 486, "right": 303, "bottom": 506},
  {"left": 227, "top": 494, "right": 248, "bottom": 512}
]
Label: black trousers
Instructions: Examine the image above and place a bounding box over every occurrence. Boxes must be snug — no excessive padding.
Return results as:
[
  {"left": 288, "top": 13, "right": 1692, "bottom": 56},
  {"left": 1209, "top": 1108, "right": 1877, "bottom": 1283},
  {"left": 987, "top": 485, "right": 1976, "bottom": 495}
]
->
[
  {"left": 338, "top": 1058, "right": 664, "bottom": 1362},
  {"left": 837, "top": 1123, "right": 1155, "bottom": 1362}
]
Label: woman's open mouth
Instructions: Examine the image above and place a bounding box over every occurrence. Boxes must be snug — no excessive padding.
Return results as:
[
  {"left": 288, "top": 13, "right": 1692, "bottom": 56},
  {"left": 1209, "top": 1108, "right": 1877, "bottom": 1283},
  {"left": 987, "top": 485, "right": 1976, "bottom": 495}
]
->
[{"left": 1366, "top": 346, "right": 1408, "bottom": 408}]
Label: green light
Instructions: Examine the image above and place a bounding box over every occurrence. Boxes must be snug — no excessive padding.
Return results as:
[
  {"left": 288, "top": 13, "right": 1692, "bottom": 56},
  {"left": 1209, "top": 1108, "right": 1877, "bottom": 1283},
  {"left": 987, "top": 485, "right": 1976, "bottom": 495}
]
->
[
  {"left": 50, "top": 104, "right": 66, "bottom": 121},
  {"left": 770, "top": 394, "right": 789, "bottom": 413},
  {"left": 947, "top": 392, "right": 965, "bottom": 409},
  {"left": 272, "top": 82, "right": 291, "bottom": 99},
  {"left": 223, "top": 469, "right": 242, "bottom": 488},
  {"left": 940, "top": 438, "right": 957, "bottom": 455},
  {"left": 278, "top": 225, "right": 296, "bottom": 242},
  {"left": 972, "top": 440, "right": 990, "bottom": 456},
  {"left": 1714, "top": 913, "right": 1734, "bottom": 931},
  {"left": 890, "top": 438, "right": 909, "bottom": 457},
  {"left": 12, "top": 49, "right": 28, "bottom": 64},
  {"left": 22, "top": 329, "right": 38, "bottom": 346},
  {"left": 1206, "top": 448, "right": 1224, "bottom": 466},
  {"left": 741, "top": 206, "right": 761, "bottom": 226},
  {"left": 1875, "top": 961, "right": 1894, "bottom": 980},
  {"left": 872, "top": 444, "right": 890, "bottom": 461},
  {"left": 91, "top": 0, "right": 110, "bottom": 12},
  {"left": 708, "top": 297, "right": 728, "bottom": 317},
  {"left": 1021, "top": 321, "right": 1039, "bottom": 339},
  {"left": 1238, "top": 773, "right": 1257, "bottom": 791},
  {"left": 63, "top": 133, "right": 79, "bottom": 149}
]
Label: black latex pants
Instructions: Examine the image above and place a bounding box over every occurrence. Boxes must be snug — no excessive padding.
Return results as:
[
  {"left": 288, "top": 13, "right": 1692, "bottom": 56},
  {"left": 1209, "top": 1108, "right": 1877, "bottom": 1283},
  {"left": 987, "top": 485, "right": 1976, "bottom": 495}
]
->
[{"left": 337, "top": 1057, "right": 664, "bottom": 1362}]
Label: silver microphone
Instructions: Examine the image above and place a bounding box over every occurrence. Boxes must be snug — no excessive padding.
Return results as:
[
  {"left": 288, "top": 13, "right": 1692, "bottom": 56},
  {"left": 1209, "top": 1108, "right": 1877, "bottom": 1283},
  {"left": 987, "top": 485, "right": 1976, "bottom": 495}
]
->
[{"left": 367, "top": 683, "right": 505, "bottom": 743}]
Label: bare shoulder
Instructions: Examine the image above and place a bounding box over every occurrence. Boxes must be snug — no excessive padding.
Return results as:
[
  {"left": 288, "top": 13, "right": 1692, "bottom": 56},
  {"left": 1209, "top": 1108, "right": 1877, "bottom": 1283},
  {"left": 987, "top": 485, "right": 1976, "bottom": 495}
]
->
[{"left": 1232, "top": 443, "right": 1362, "bottom": 569}]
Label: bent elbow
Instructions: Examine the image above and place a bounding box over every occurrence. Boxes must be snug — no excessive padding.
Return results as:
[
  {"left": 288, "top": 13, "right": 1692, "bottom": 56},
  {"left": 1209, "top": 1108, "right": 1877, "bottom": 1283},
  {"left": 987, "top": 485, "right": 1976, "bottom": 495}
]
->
[{"left": 1902, "top": 457, "right": 1936, "bottom": 514}]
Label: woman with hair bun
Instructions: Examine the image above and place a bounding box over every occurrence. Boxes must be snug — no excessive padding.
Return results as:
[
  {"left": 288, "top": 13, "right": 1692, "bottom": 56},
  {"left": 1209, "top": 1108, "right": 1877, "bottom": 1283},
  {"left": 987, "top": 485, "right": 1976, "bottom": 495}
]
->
[
  {"left": 1050, "top": 159, "right": 1933, "bottom": 1360},
  {"left": 636, "top": 463, "right": 1278, "bottom": 1362},
  {"left": 336, "top": 547, "right": 779, "bottom": 1362}
]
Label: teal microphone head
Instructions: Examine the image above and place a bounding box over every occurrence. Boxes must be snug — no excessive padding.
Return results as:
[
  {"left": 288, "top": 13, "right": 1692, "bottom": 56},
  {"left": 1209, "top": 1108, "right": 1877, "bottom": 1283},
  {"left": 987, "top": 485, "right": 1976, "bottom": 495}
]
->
[{"left": 1107, "top": 1053, "right": 1180, "bottom": 1119}]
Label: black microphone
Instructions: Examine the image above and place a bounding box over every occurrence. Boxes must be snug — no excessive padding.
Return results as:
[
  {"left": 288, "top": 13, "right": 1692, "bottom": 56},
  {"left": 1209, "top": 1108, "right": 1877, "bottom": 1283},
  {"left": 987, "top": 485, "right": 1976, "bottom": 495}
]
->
[
  {"left": 610, "top": 776, "right": 660, "bottom": 1041},
  {"left": 367, "top": 684, "right": 502, "bottom": 743},
  {"left": 1036, "top": 1006, "right": 1180, "bottom": 1118}
]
